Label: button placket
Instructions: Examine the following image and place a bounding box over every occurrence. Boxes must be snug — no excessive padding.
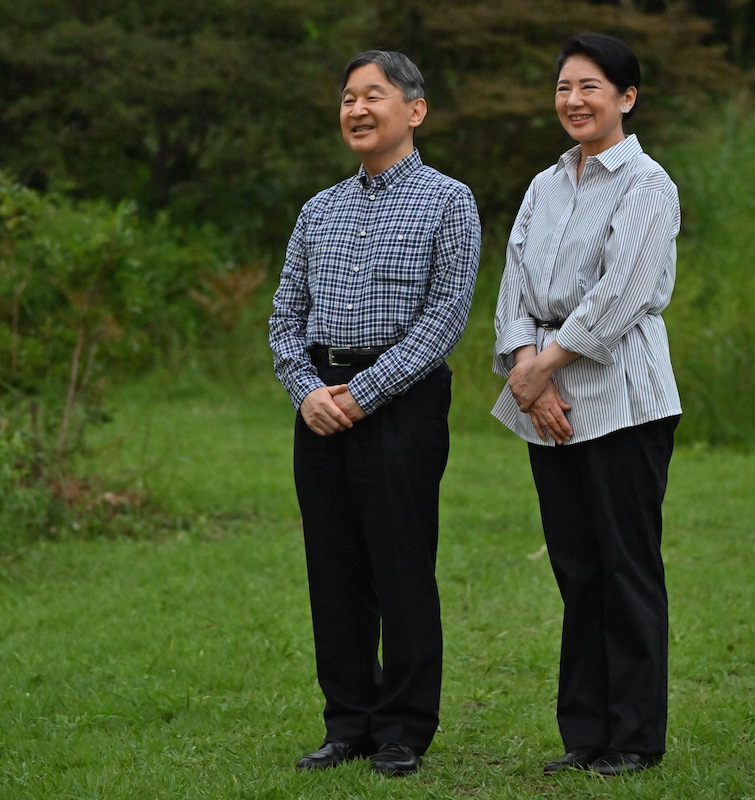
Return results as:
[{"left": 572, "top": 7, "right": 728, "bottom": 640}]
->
[{"left": 345, "top": 188, "right": 377, "bottom": 323}]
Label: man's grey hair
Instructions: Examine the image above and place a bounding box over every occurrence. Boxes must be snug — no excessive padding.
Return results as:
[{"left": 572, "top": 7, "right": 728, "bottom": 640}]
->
[{"left": 341, "top": 50, "right": 425, "bottom": 101}]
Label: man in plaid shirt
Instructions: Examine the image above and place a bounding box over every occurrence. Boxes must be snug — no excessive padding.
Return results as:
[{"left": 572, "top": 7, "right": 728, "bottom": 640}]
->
[{"left": 270, "top": 49, "right": 480, "bottom": 775}]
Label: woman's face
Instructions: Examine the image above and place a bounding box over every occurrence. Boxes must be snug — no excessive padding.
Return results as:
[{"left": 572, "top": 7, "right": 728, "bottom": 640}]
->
[{"left": 555, "top": 54, "right": 636, "bottom": 156}]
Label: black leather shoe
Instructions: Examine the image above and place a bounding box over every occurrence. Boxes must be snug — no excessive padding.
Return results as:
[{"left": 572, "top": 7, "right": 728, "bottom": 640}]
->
[
  {"left": 544, "top": 747, "right": 604, "bottom": 775},
  {"left": 589, "top": 751, "right": 662, "bottom": 776},
  {"left": 372, "top": 742, "right": 421, "bottom": 775},
  {"left": 295, "top": 740, "right": 354, "bottom": 770}
]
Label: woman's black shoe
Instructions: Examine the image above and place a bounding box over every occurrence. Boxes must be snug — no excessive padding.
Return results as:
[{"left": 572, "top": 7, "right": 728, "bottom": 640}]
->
[{"left": 588, "top": 751, "right": 662, "bottom": 776}]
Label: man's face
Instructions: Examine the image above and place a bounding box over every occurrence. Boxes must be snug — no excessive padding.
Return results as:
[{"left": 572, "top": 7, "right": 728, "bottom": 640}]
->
[{"left": 340, "top": 62, "right": 426, "bottom": 176}]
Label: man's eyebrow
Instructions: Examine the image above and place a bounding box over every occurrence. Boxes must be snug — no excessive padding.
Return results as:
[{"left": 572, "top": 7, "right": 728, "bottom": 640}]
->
[{"left": 341, "top": 83, "right": 390, "bottom": 96}]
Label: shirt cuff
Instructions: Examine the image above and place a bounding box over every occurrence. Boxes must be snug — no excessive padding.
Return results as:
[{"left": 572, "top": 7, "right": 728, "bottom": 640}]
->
[
  {"left": 557, "top": 318, "right": 615, "bottom": 366},
  {"left": 347, "top": 369, "right": 386, "bottom": 416},
  {"left": 290, "top": 375, "right": 326, "bottom": 410},
  {"left": 493, "top": 317, "right": 537, "bottom": 374}
]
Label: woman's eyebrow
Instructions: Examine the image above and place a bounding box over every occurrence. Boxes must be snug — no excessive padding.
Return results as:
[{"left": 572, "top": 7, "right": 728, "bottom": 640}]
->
[{"left": 557, "top": 77, "right": 605, "bottom": 85}]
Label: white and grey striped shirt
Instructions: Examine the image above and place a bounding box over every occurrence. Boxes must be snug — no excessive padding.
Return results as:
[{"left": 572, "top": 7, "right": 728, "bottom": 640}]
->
[{"left": 492, "top": 134, "right": 682, "bottom": 446}]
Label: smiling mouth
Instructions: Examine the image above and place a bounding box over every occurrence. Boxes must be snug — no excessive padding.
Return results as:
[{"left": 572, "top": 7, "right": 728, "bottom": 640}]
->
[
  {"left": 352, "top": 125, "right": 374, "bottom": 133},
  {"left": 569, "top": 115, "right": 592, "bottom": 122}
]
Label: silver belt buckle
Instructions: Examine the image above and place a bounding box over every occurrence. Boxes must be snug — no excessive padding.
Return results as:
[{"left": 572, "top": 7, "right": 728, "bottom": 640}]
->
[{"left": 328, "top": 347, "right": 350, "bottom": 367}]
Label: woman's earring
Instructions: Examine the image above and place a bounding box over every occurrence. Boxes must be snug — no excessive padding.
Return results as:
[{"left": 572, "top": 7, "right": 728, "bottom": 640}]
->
[{"left": 621, "top": 105, "right": 629, "bottom": 113}]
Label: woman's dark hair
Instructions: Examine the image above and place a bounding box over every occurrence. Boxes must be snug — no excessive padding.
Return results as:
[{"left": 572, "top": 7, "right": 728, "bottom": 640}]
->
[
  {"left": 342, "top": 50, "right": 425, "bottom": 101},
  {"left": 557, "top": 33, "right": 641, "bottom": 119}
]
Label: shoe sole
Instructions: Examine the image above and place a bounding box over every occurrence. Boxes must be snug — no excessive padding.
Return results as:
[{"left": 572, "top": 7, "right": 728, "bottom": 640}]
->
[
  {"left": 591, "top": 758, "right": 661, "bottom": 777},
  {"left": 373, "top": 766, "right": 418, "bottom": 776}
]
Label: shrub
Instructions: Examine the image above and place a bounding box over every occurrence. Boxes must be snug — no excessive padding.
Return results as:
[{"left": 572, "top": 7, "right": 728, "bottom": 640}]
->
[
  {"left": 0, "top": 175, "right": 238, "bottom": 547},
  {"left": 660, "top": 101, "right": 755, "bottom": 449},
  {"left": 0, "top": 428, "right": 53, "bottom": 552}
]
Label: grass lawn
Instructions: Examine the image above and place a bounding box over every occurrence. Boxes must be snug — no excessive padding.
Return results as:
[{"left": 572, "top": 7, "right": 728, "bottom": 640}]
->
[{"left": 0, "top": 375, "right": 752, "bottom": 799}]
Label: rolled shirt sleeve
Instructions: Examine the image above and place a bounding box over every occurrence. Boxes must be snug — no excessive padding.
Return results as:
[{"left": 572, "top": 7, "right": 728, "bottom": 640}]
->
[
  {"left": 557, "top": 184, "right": 679, "bottom": 365},
  {"left": 493, "top": 180, "right": 537, "bottom": 377}
]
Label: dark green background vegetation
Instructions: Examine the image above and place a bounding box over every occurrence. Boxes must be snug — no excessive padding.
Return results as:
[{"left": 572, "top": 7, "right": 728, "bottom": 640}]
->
[
  {"left": 1, "top": 0, "right": 752, "bottom": 246},
  {"left": 0, "top": 0, "right": 753, "bottom": 544}
]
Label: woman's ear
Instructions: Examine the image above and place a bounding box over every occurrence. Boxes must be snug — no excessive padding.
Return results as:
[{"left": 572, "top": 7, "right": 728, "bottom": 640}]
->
[{"left": 621, "top": 86, "right": 638, "bottom": 114}]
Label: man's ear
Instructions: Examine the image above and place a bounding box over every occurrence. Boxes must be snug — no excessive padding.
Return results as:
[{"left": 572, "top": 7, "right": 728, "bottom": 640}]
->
[{"left": 409, "top": 98, "right": 427, "bottom": 129}]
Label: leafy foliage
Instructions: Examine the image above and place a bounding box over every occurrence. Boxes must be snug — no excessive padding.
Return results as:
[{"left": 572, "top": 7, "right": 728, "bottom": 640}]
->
[
  {"left": 0, "top": 0, "right": 747, "bottom": 248},
  {"left": 0, "top": 176, "right": 227, "bottom": 405},
  {"left": 0, "top": 173, "right": 240, "bottom": 542},
  {"left": 0, "top": 0, "right": 360, "bottom": 250},
  {"left": 368, "top": 0, "right": 741, "bottom": 223},
  {"left": 596, "top": 0, "right": 755, "bottom": 69},
  {"left": 659, "top": 103, "right": 755, "bottom": 448}
]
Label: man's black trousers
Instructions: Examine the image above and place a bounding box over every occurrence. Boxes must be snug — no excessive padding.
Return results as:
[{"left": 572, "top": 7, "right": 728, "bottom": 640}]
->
[
  {"left": 293, "top": 357, "right": 452, "bottom": 756},
  {"left": 528, "top": 416, "right": 678, "bottom": 756}
]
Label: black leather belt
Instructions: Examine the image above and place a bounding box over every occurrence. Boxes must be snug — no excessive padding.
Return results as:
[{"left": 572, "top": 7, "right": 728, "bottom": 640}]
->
[
  {"left": 310, "top": 344, "right": 392, "bottom": 367},
  {"left": 533, "top": 317, "right": 566, "bottom": 329}
]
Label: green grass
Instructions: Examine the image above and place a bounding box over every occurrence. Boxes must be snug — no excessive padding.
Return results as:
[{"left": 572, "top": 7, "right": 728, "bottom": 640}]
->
[{"left": 0, "top": 376, "right": 752, "bottom": 799}]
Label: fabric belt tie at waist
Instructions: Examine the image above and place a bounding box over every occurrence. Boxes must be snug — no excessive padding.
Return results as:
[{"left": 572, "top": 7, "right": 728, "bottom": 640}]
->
[
  {"left": 310, "top": 344, "right": 392, "bottom": 367},
  {"left": 533, "top": 317, "right": 566, "bottom": 329}
]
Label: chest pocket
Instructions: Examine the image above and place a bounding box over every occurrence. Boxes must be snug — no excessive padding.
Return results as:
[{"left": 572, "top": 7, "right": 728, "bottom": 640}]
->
[
  {"left": 372, "top": 226, "right": 433, "bottom": 308},
  {"left": 304, "top": 219, "right": 356, "bottom": 298}
]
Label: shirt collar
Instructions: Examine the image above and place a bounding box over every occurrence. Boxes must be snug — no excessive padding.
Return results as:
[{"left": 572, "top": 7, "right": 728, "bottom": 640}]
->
[
  {"left": 557, "top": 134, "right": 643, "bottom": 175},
  {"left": 357, "top": 148, "right": 423, "bottom": 190}
]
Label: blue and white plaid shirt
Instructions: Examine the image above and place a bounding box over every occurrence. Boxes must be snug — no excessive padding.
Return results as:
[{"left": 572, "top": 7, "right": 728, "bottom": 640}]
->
[{"left": 270, "top": 150, "right": 481, "bottom": 414}]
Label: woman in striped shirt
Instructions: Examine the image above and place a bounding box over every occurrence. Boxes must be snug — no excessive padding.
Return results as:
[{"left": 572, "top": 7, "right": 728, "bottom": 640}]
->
[{"left": 492, "top": 33, "right": 681, "bottom": 778}]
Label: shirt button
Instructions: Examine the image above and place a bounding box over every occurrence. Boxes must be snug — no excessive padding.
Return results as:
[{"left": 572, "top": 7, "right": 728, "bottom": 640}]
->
[
  {"left": 397, "top": 234, "right": 404, "bottom": 241},
  {"left": 368, "top": 194, "right": 376, "bottom": 201},
  {"left": 359, "top": 230, "right": 367, "bottom": 237},
  {"left": 353, "top": 266, "right": 359, "bottom": 272},
  {"left": 346, "top": 303, "right": 353, "bottom": 310}
]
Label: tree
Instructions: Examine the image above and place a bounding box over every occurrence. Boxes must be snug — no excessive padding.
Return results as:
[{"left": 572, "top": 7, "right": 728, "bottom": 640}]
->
[
  {"left": 366, "top": 0, "right": 742, "bottom": 228},
  {"left": 0, "top": 0, "right": 359, "bottom": 250},
  {"left": 0, "top": 0, "right": 745, "bottom": 247},
  {"left": 593, "top": 0, "right": 755, "bottom": 68}
]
